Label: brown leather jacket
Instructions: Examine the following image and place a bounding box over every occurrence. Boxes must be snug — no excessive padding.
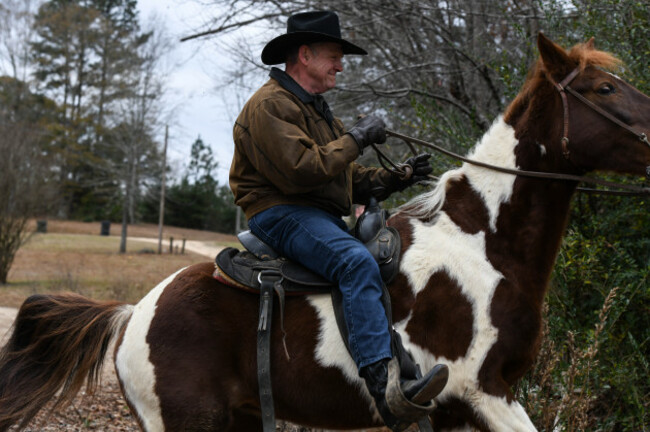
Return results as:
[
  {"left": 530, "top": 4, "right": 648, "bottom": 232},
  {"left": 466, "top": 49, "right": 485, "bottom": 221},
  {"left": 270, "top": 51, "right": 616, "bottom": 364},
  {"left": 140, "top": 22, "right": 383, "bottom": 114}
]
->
[{"left": 230, "top": 69, "right": 398, "bottom": 219}]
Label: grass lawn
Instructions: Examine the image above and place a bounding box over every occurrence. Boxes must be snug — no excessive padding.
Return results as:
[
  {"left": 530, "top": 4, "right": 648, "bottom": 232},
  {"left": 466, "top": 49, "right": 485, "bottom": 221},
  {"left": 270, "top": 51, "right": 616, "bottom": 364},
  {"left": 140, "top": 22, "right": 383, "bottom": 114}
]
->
[{"left": 0, "top": 232, "right": 223, "bottom": 307}]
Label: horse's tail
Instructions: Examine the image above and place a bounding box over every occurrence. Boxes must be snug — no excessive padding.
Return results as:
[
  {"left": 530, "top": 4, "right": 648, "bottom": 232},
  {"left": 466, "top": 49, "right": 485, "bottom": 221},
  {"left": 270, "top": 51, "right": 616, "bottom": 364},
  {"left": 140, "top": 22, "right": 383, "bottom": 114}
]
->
[{"left": 0, "top": 293, "right": 134, "bottom": 431}]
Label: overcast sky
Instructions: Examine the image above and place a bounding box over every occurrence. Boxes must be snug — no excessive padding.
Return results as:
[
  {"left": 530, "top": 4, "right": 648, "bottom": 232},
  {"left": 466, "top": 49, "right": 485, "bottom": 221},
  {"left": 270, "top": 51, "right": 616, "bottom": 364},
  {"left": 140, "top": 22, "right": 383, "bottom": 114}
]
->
[{"left": 137, "top": 0, "right": 261, "bottom": 186}]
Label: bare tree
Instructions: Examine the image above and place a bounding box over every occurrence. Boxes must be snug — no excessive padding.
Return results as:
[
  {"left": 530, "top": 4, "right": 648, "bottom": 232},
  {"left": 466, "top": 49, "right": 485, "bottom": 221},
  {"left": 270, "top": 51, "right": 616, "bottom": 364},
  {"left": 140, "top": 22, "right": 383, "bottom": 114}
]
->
[
  {"left": 0, "top": 0, "right": 58, "bottom": 284},
  {"left": 0, "top": 87, "right": 57, "bottom": 284},
  {"left": 0, "top": 123, "right": 31, "bottom": 283},
  {"left": 0, "top": 0, "right": 39, "bottom": 82},
  {"left": 105, "top": 22, "right": 171, "bottom": 253},
  {"left": 184, "top": 0, "right": 546, "bottom": 165}
]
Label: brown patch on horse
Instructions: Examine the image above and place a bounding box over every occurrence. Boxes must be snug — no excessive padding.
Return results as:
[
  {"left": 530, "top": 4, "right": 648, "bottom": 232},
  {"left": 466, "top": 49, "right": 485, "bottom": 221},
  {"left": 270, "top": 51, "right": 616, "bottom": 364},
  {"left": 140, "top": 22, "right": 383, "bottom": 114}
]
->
[
  {"left": 0, "top": 293, "right": 130, "bottom": 431},
  {"left": 406, "top": 271, "right": 474, "bottom": 361},
  {"left": 433, "top": 397, "right": 491, "bottom": 432},
  {"left": 147, "top": 263, "right": 379, "bottom": 430},
  {"left": 146, "top": 263, "right": 250, "bottom": 430},
  {"left": 478, "top": 279, "right": 543, "bottom": 402},
  {"left": 473, "top": 178, "right": 575, "bottom": 401},
  {"left": 441, "top": 175, "right": 490, "bottom": 234}
]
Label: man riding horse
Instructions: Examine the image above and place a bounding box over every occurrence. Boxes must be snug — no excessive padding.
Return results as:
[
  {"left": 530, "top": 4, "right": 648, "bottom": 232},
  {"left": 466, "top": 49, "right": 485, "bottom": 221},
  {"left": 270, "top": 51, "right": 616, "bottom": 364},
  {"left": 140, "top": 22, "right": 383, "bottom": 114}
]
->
[{"left": 229, "top": 10, "right": 449, "bottom": 430}]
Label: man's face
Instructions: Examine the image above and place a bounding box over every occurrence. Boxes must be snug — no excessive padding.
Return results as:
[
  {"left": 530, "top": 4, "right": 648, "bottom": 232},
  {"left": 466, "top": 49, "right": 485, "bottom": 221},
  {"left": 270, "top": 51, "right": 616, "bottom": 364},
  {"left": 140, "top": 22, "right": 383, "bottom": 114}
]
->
[{"left": 304, "top": 42, "right": 344, "bottom": 94}]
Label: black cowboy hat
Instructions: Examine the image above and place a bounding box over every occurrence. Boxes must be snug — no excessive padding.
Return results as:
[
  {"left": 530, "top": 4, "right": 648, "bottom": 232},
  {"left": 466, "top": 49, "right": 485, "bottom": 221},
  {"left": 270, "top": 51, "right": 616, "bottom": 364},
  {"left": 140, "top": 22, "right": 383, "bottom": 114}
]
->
[{"left": 261, "top": 11, "right": 367, "bottom": 65}]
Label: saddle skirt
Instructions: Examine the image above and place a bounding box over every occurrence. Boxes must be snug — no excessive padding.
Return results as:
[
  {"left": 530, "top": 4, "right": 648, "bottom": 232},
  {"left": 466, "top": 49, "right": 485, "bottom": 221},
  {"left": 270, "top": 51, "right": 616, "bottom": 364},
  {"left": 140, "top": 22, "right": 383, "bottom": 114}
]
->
[{"left": 214, "top": 247, "right": 334, "bottom": 295}]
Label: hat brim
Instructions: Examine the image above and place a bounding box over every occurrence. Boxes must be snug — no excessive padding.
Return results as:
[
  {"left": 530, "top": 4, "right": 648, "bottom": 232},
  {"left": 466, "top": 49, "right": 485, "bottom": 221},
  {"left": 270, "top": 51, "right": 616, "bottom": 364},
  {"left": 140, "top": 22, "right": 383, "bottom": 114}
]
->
[{"left": 261, "top": 31, "right": 367, "bottom": 65}]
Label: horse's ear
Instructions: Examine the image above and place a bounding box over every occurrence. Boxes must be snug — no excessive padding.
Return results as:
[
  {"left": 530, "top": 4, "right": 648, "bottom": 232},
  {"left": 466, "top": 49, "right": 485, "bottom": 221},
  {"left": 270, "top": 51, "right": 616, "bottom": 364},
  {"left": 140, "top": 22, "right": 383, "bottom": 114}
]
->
[
  {"left": 537, "top": 32, "right": 570, "bottom": 76},
  {"left": 584, "top": 36, "right": 595, "bottom": 49}
]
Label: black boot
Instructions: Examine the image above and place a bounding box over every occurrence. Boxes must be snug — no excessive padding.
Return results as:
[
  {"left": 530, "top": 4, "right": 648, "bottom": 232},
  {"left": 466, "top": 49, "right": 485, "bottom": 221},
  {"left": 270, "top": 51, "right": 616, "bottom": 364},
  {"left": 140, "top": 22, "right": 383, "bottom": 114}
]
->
[
  {"left": 360, "top": 359, "right": 405, "bottom": 431},
  {"left": 360, "top": 358, "right": 448, "bottom": 431}
]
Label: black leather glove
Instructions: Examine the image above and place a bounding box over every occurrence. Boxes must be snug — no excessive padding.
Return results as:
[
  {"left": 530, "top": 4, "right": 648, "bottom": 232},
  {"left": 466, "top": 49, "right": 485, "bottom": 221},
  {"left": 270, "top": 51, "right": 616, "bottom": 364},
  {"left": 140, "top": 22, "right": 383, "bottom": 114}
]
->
[
  {"left": 396, "top": 153, "right": 433, "bottom": 191},
  {"left": 346, "top": 115, "right": 387, "bottom": 153}
]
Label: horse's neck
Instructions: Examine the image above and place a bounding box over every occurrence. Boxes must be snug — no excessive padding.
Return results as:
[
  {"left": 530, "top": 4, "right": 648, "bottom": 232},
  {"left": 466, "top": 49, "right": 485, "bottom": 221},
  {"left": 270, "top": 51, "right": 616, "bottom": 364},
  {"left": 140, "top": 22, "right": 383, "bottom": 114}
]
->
[{"left": 400, "top": 117, "right": 576, "bottom": 303}]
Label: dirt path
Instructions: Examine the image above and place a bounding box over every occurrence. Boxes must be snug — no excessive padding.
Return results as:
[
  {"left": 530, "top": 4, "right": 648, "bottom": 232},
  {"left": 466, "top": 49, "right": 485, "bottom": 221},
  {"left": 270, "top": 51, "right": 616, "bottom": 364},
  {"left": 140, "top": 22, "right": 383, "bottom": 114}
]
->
[
  {"left": 128, "top": 236, "right": 227, "bottom": 258},
  {"left": 0, "top": 307, "right": 15, "bottom": 342}
]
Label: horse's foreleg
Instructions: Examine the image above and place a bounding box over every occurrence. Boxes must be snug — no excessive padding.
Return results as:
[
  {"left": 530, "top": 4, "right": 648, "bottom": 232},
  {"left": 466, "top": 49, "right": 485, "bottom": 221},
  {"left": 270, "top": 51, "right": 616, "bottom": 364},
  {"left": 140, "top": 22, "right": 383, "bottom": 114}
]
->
[{"left": 469, "top": 391, "right": 537, "bottom": 432}]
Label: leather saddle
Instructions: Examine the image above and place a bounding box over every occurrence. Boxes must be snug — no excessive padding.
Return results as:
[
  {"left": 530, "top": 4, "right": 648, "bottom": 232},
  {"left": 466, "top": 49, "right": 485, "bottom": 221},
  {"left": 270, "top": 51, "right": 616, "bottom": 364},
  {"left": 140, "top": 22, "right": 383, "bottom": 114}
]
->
[{"left": 213, "top": 197, "right": 401, "bottom": 293}]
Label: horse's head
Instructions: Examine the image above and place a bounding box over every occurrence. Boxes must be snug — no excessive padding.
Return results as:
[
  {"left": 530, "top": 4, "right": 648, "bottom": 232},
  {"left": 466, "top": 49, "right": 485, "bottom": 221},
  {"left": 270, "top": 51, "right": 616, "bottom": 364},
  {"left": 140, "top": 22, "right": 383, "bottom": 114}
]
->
[{"left": 506, "top": 33, "right": 650, "bottom": 178}]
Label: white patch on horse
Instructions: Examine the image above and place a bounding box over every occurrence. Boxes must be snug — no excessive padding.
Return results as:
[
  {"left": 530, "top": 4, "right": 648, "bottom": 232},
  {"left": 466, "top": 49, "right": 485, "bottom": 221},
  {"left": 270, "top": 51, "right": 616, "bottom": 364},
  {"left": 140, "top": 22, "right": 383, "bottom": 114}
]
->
[
  {"left": 307, "top": 294, "right": 361, "bottom": 380},
  {"left": 472, "top": 392, "right": 538, "bottom": 431},
  {"left": 399, "top": 214, "right": 501, "bottom": 397},
  {"left": 115, "top": 268, "right": 185, "bottom": 432},
  {"left": 464, "top": 117, "right": 518, "bottom": 231},
  {"left": 307, "top": 294, "right": 379, "bottom": 420}
]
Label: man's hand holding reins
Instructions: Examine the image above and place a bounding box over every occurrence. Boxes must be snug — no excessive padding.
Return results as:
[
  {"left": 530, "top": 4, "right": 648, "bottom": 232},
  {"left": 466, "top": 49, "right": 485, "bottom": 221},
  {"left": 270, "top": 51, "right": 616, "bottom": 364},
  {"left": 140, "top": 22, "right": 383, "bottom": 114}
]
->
[
  {"left": 347, "top": 115, "right": 387, "bottom": 153},
  {"left": 395, "top": 154, "right": 433, "bottom": 191}
]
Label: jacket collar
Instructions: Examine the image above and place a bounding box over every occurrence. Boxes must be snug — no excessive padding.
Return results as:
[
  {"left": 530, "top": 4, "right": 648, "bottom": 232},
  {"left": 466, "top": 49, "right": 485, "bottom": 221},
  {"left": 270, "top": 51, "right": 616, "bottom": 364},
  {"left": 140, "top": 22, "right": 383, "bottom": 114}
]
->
[
  {"left": 270, "top": 67, "right": 334, "bottom": 128},
  {"left": 270, "top": 67, "right": 312, "bottom": 103}
]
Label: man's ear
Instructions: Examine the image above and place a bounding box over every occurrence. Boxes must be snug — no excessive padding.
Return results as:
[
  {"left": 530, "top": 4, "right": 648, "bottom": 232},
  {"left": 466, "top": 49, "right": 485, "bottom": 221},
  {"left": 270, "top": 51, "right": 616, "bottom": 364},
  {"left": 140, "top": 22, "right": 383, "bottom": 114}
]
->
[{"left": 298, "top": 45, "right": 312, "bottom": 65}]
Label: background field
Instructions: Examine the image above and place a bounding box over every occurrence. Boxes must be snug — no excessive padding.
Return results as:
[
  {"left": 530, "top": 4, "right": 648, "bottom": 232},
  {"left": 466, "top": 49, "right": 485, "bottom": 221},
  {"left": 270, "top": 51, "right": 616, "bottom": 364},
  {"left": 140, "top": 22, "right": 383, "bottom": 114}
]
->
[{"left": 2, "top": 220, "right": 237, "bottom": 307}]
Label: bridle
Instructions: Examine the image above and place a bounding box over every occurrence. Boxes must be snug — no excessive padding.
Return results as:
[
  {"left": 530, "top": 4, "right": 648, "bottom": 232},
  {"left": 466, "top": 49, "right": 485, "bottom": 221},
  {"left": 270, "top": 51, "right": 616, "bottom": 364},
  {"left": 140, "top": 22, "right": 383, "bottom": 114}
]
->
[
  {"left": 372, "top": 67, "right": 650, "bottom": 196},
  {"left": 548, "top": 66, "right": 650, "bottom": 159}
]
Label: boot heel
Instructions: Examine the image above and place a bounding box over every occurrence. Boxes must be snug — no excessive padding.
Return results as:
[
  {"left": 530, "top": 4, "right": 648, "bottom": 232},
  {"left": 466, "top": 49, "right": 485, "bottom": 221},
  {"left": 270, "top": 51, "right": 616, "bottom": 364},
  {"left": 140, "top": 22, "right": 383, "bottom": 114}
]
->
[{"left": 409, "top": 364, "right": 449, "bottom": 405}]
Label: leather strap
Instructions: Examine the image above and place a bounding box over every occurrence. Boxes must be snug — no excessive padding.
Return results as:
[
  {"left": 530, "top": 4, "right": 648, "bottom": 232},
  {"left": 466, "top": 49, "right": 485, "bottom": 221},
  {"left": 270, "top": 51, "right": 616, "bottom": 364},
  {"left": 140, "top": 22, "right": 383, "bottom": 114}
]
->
[
  {"left": 257, "top": 270, "right": 282, "bottom": 432},
  {"left": 550, "top": 67, "right": 580, "bottom": 159},
  {"left": 385, "top": 129, "right": 650, "bottom": 195},
  {"left": 564, "top": 85, "right": 650, "bottom": 147}
]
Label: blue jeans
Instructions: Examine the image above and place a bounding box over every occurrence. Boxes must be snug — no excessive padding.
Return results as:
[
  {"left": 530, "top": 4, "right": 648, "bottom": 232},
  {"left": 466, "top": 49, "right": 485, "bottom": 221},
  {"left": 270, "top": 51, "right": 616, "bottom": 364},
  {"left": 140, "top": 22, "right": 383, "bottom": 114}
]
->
[{"left": 248, "top": 205, "right": 392, "bottom": 369}]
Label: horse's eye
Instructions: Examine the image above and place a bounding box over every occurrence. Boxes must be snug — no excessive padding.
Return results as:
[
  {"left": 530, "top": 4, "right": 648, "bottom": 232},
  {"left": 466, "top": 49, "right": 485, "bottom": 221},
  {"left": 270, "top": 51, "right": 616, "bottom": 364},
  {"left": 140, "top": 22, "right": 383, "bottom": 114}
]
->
[{"left": 597, "top": 83, "right": 615, "bottom": 95}]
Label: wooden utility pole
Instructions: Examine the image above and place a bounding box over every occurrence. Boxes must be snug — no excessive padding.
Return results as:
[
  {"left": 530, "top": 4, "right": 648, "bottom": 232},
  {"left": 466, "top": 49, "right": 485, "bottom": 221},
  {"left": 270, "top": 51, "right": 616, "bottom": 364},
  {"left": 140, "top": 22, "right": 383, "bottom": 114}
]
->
[{"left": 158, "top": 125, "right": 168, "bottom": 254}]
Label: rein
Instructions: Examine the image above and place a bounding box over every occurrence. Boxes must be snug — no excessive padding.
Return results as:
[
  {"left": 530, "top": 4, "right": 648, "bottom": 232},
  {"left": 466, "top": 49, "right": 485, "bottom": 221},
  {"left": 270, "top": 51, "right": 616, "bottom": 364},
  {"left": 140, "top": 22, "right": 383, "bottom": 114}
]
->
[
  {"left": 373, "top": 66, "right": 650, "bottom": 197},
  {"left": 375, "top": 132, "right": 650, "bottom": 196}
]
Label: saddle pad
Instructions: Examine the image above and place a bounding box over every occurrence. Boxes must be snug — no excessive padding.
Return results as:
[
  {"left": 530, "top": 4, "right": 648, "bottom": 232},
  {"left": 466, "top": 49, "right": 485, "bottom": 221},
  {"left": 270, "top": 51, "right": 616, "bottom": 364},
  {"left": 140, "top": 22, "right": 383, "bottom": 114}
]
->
[{"left": 214, "top": 247, "right": 334, "bottom": 295}]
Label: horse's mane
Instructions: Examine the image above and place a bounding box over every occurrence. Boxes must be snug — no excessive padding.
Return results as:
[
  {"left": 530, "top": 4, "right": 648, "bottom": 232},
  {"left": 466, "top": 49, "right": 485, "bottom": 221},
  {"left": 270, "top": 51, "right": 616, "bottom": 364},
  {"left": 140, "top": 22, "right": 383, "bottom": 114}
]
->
[
  {"left": 395, "top": 170, "right": 464, "bottom": 219},
  {"left": 396, "top": 39, "right": 622, "bottom": 221}
]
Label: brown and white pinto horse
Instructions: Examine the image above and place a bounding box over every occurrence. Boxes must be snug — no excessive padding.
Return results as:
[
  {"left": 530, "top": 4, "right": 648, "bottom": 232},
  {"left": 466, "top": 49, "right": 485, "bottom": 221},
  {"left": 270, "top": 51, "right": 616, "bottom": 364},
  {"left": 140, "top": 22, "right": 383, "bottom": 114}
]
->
[{"left": 1, "top": 34, "right": 649, "bottom": 432}]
